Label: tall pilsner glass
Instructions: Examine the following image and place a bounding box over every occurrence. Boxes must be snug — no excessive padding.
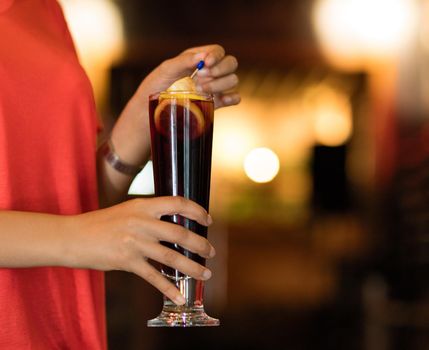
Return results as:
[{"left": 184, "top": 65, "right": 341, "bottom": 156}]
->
[{"left": 147, "top": 90, "right": 219, "bottom": 327}]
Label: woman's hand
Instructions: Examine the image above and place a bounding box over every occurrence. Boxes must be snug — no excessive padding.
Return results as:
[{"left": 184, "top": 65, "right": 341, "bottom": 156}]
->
[
  {"left": 99, "top": 44, "right": 240, "bottom": 206},
  {"left": 67, "top": 196, "right": 215, "bottom": 305},
  {"left": 138, "top": 44, "right": 240, "bottom": 109}
]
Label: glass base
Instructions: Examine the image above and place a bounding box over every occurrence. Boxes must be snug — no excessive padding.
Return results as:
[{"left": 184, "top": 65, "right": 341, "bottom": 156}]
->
[
  {"left": 147, "top": 305, "right": 220, "bottom": 327},
  {"left": 148, "top": 274, "right": 219, "bottom": 327}
]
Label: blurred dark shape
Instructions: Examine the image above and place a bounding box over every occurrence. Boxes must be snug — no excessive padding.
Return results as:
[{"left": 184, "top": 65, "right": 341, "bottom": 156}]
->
[
  {"left": 113, "top": 0, "right": 322, "bottom": 75},
  {"left": 368, "top": 121, "right": 429, "bottom": 350},
  {"left": 311, "top": 145, "right": 350, "bottom": 213}
]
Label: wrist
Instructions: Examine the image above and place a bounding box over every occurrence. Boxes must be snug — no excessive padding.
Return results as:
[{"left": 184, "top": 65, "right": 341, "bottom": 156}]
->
[
  {"left": 109, "top": 98, "right": 151, "bottom": 166},
  {"left": 99, "top": 138, "right": 144, "bottom": 177},
  {"left": 56, "top": 215, "right": 86, "bottom": 268},
  {"left": 60, "top": 214, "right": 108, "bottom": 270}
]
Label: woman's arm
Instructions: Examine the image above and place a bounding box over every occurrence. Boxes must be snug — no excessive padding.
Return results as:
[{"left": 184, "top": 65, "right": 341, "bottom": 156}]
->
[
  {"left": 0, "top": 197, "right": 214, "bottom": 305},
  {"left": 97, "top": 44, "right": 240, "bottom": 207}
]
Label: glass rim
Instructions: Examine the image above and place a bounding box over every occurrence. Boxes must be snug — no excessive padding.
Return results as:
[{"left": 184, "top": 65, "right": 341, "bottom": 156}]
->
[{"left": 149, "top": 90, "right": 213, "bottom": 101}]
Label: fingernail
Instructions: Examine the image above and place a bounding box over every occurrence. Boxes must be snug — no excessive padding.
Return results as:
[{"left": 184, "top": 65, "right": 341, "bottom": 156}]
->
[
  {"left": 175, "top": 294, "right": 186, "bottom": 305},
  {"left": 196, "top": 84, "right": 204, "bottom": 92},
  {"left": 202, "top": 269, "right": 212, "bottom": 280},
  {"left": 207, "top": 214, "right": 213, "bottom": 225},
  {"left": 193, "top": 53, "right": 205, "bottom": 62},
  {"left": 198, "top": 68, "right": 209, "bottom": 76},
  {"left": 205, "top": 55, "right": 215, "bottom": 66},
  {"left": 209, "top": 246, "right": 216, "bottom": 258},
  {"left": 222, "top": 96, "right": 232, "bottom": 104}
]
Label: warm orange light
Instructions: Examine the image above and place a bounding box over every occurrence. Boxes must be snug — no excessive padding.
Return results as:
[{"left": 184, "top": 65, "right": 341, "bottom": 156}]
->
[
  {"left": 59, "top": 0, "right": 124, "bottom": 66},
  {"left": 314, "top": 108, "right": 352, "bottom": 146},
  {"left": 244, "top": 148, "right": 280, "bottom": 183},
  {"left": 59, "top": 0, "right": 125, "bottom": 107},
  {"left": 313, "top": 0, "right": 417, "bottom": 70},
  {"left": 212, "top": 101, "right": 262, "bottom": 176},
  {"left": 309, "top": 85, "right": 353, "bottom": 146},
  {"left": 271, "top": 100, "right": 314, "bottom": 165}
]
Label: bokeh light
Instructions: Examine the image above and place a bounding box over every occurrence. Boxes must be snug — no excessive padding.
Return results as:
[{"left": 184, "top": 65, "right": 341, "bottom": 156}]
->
[
  {"left": 311, "top": 87, "right": 353, "bottom": 146},
  {"left": 59, "top": 0, "right": 124, "bottom": 65},
  {"left": 313, "top": 0, "right": 417, "bottom": 70},
  {"left": 59, "top": 0, "right": 124, "bottom": 107},
  {"left": 244, "top": 147, "right": 280, "bottom": 183},
  {"left": 212, "top": 102, "right": 262, "bottom": 176}
]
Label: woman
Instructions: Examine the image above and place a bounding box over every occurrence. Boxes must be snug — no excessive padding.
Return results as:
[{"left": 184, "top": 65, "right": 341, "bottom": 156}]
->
[{"left": 0, "top": 0, "right": 240, "bottom": 348}]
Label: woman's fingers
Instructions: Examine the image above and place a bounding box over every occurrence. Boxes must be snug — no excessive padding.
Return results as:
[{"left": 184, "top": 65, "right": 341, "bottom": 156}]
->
[
  {"left": 129, "top": 259, "right": 186, "bottom": 305},
  {"left": 198, "top": 74, "right": 239, "bottom": 94},
  {"left": 118, "top": 197, "right": 217, "bottom": 304},
  {"left": 142, "top": 45, "right": 239, "bottom": 107},
  {"left": 194, "top": 54, "right": 240, "bottom": 107},
  {"left": 140, "top": 242, "right": 212, "bottom": 281},
  {"left": 129, "top": 197, "right": 215, "bottom": 258},
  {"left": 158, "top": 51, "right": 205, "bottom": 80},
  {"left": 159, "top": 44, "right": 226, "bottom": 80},
  {"left": 142, "top": 219, "right": 215, "bottom": 259},
  {"left": 214, "top": 92, "right": 241, "bottom": 109},
  {"left": 141, "top": 196, "right": 212, "bottom": 226},
  {"left": 198, "top": 55, "right": 238, "bottom": 78},
  {"left": 183, "top": 44, "right": 225, "bottom": 67}
]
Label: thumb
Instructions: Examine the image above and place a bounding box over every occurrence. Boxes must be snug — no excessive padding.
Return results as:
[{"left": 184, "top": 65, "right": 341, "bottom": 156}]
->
[
  {"left": 159, "top": 51, "right": 206, "bottom": 80},
  {"left": 135, "top": 51, "right": 207, "bottom": 99}
]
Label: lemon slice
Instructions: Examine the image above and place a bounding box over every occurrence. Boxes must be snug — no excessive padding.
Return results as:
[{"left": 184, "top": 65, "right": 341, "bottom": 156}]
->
[
  {"left": 161, "top": 77, "right": 208, "bottom": 100},
  {"left": 159, "top": 91, "right": 207, "bottom": 100},
  {"left": 167, "top": 77, "right": 196, "bottom": 92},
  {"left": 154, "top": 98, "right": 205, "bottom": 138}
]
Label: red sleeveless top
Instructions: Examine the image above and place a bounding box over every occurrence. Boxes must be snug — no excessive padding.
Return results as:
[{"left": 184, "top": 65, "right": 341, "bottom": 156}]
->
[{"left": 0, "top": 0, "right": 106, "bottom": 348}]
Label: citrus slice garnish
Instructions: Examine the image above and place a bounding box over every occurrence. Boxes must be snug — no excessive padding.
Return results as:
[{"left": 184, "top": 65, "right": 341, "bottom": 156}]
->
[
  {"left": 161, "top": 75, "right": 211, "bottom": 101},
  {"left": 154, "top": 98, "right": 206, "bottom": 139},
  {"left": 166, "top": 77, "right": 196, "bottom": 92}
]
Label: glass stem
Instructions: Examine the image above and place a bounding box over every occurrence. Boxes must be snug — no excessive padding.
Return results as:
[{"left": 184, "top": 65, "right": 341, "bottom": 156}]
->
[{"left": 163, "top": 277, "right": 204, "bottom": 310}]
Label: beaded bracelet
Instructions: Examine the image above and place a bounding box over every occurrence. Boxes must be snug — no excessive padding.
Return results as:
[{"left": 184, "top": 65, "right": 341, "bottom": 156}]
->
[{"left": 100, "top": 139, "right": 144, "bottom": 176}]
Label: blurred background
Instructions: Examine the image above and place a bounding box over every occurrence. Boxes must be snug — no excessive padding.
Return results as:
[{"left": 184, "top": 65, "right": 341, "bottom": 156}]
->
[{"left": 59, "top": 0, "right": 429, "bottom": 349}]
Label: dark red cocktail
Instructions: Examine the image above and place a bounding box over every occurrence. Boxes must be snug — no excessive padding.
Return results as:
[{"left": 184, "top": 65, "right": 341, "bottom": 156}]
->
[{"left": 148, "top": 90, "right": 219, "bottom": 327}]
